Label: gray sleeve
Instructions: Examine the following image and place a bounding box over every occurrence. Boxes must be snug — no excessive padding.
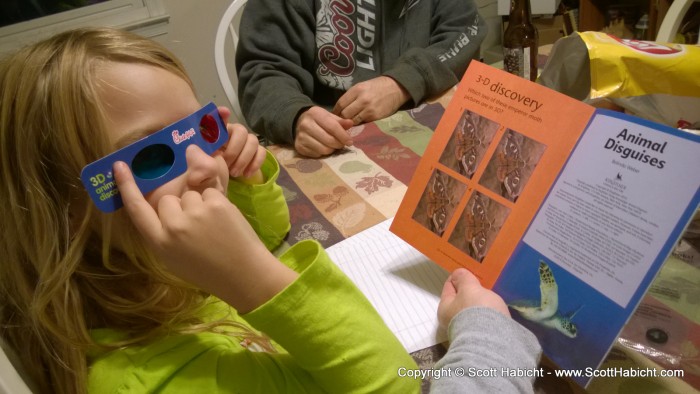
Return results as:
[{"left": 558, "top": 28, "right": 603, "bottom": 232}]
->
[
  {"left": 236, "top": 0, "right": 316, "bottom": 145},
  {"left": 430, "top": 307, "right": 542, "bottom": 394},
  {"left": 383, "top": 0, "right": 488, "bottom": 104}
]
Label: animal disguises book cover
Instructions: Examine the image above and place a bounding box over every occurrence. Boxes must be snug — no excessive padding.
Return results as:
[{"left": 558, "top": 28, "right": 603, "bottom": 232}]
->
[
  {"left": 391, "top": 60, "right": 700, "bottom": 387},
  {"left": 494, "top": 109, "right": 700, "bottom": 386}
]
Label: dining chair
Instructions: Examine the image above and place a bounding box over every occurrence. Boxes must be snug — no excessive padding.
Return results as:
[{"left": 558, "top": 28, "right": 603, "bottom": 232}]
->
[
  {"left": 656, "top": 0, "right": 699, "bottom": 43},
  {"left": 214, "top": 0, "right": 248, "bottom": 125},
  {"left": 0, "top": 338, "right": 33, "bottom": 394}
]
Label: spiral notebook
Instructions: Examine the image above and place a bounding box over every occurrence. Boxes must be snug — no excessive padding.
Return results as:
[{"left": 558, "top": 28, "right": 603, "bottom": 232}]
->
[{"left": 326, "top": 218, "right": 449, "bottom": 353}]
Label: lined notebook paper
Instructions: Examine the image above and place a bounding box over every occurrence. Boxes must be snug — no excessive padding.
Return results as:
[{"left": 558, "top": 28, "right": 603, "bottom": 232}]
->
[{"left": 326, "top": 218, "right": 449, "bottom": 353}]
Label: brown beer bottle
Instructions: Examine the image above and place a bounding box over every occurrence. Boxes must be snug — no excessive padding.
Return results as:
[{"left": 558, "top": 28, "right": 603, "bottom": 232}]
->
[{"left": 503, "top": 0, "right": 539, "bottom": 81}]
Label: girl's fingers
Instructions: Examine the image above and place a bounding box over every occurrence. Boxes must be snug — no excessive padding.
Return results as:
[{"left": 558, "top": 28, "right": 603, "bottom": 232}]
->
[
  {"left": 223, "top": 124, "right": 249, "bottom": 174},
  {"left": 243, "top": 146, "right": 267, "bottom": 178},
  {"left": 217, "top": 106, "right": 232, "bottom": 125},
  {"left": 113, "top": 161, "right": 163, "bottom": 238},
  {"left": 440, "top": 275, "right": 457, "bottom": 302},
  {"left": 450, "top": 268, "right": 481, "bottom": 292}
]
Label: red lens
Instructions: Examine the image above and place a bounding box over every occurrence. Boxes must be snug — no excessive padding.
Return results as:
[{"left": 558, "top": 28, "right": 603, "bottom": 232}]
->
[{"left": 199, "top": 114, "right": 220, "bottom": 143}]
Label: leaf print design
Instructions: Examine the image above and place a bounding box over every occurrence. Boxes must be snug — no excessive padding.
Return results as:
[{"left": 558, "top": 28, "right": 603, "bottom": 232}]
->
[
  {"left": 281, "top": 186, "right": 298, "bottom": 202},
  {"left": 332, "top": 203, "right": 367, "bottom": 233},
  {"left": 288, "top": 159, "right": 323, "bottom": 173},
  {"left": 313, "top": 186, "right": 349, "bottom": 212},
  {"left": 275, "top": 149, "right": 296, "bottom": 162},
  {"left": 390, "top": 125, "right": 420, "bottom": 133},
  {"left": 314, "top": 194, "right": 332, "bottom": 204},
  {"left": 376, "top": 112, "right": 418, "bottom": 132},
  {"left": 376, "top": 145, "right": 411, "bottom": 161},
  {"left": 339, "top": 160, "right": 373, "bottom": 174},
  {"left": 289, "top": 204, "right": 313, "bottom": 223},
  {"left": 356, "top": 173, "right": 393, "bottom": 194},
  {"left": 332, "top": 186, "right": 349, "bottom": 196},
  {"left": 295, "top": 222, "right": 330, "bottom": 242}
]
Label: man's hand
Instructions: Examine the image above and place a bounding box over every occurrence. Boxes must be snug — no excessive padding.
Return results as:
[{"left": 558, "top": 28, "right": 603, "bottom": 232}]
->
[
  {"left": 438, "top": 268, "right": 511, "bottom": 328},
  {"left": 294, "top": 106, "right": 354, "bottom": 158},
  {"left": 333, "top": 76, "right": 410, "bottom": 125}
]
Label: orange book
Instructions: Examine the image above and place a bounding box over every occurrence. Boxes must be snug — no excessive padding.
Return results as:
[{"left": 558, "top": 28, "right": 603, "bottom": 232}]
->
[{"left": 391, "top": 60, "right": 700, "bottom": 386}]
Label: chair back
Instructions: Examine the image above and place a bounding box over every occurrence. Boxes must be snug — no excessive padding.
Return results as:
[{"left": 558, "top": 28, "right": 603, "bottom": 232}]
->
[
  {"left": 214, "top": 0, "right": 248, "bottom": 125},
  {"left": 656, "top": 0, "right": 699, "bottom": 43},
  {"left": 0, "top": 337, "right": 34, "bottom": 394}
]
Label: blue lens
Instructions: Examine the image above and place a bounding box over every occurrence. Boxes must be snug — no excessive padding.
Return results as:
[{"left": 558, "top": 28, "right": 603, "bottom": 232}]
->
[{"left": 131, "top": 144, "right": 175, "bottom": 179}]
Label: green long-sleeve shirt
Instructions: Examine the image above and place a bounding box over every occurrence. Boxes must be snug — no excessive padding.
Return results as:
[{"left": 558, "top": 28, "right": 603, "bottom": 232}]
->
[{"left": 87, "top": 151, "right": 420, "bottom": 393}]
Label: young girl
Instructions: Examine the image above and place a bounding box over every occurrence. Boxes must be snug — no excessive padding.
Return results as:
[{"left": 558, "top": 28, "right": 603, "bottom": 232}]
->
[{"left": 0, "top": 27, "right": 421, "bottom": 393}]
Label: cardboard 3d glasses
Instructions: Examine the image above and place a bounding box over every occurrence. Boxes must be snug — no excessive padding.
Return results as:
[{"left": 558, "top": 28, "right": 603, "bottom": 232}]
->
[{"left": 81, "top": 102, "right": 227, "bottom": 212}]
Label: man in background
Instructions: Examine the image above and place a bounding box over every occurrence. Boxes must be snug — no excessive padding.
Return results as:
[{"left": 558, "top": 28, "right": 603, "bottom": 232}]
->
[{"left": 237, "top": 0, "right": 487, "bottom": 157}]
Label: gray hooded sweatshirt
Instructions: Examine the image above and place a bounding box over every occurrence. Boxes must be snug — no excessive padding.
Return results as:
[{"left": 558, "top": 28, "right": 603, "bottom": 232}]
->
[{"left": 236, "top": 0, "right": 488, "bottom": 145}]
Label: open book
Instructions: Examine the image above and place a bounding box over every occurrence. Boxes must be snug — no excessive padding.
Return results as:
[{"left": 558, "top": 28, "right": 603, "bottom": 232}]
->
[{"left": 390, "top": 60, "right": 700, "bottom": 387}]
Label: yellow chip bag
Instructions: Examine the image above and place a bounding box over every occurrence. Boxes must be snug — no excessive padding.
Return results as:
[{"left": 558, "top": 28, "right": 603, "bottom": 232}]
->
[{"left": 539, "top": 32, "right": 700, "bottom": 131}]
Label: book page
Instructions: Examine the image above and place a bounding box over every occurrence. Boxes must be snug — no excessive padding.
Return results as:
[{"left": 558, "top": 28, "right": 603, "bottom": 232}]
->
[
  {"left": 523, "top": 110, "right": 700, "bottom": 307},
  {"left": 493, "top": 110, "right": 700, "bottom": 387},
  {"left": 326, "top": 218, "right": 449, "bottom": 353},
  {"left": 391, "top": 60, "right": 594, "bottom": 288}
]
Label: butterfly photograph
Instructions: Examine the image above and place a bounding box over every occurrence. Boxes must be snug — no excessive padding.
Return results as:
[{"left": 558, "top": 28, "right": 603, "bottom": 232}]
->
[
  {"left": 439, "top": 109, "right": 498, "bottom": 180},
  {"left": 479, "top": 129, "right": 546, "bottom": 202},
  {"left": 411, "top": 169, "right": 467, "bottom": 237},
  {"left": 448, "top": 191, "right": 510, "bottom": 262}
]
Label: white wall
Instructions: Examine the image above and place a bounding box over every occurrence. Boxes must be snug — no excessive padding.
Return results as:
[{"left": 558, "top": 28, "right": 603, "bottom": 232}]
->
[
  {"left": 0, "top": 0, "right": 235, "bottom": 115},
  {"left": 154, "top": 0, "right": 234, "bottom": 114}
]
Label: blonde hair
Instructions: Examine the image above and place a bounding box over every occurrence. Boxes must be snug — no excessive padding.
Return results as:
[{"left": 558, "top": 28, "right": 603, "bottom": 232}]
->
[{"left": 0, "top": 28, "right": 268, "bottom": 394}]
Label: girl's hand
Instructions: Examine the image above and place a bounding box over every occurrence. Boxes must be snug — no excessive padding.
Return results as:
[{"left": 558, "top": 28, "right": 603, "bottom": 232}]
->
[
  {"left": 113, "top": 161, "right": 297, "bottom": 313},
  {"left": 437, "top": 268, "right": 511, "bottom": 328},
  {"left": 218, "top": 106, "right": 266, "bottom": 184}
]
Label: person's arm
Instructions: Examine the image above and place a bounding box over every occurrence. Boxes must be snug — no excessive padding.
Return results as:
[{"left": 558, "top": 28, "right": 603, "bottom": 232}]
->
[
  {"left": 430, "top": 308, "right": 542, "bottom": 393},
  {"left": 242, "top": 240, "right": 421, "bottom": 392},
  {"left": 383, "top": 0, "right": 488, "bottom": 104},
  {"left": 235, "top": 0, "right": 316, "bottom": 145},
  {"left": 227, "top": 150, "right": 290, "bottom": 251},
  {"left": 89, "top": 241, "right": 421, "bottom": 393},
  {"left": 216, "top": 115, "right": 289, "bottom": 251},
  {"left": 429, "top": 269, "right": 542, "bottom": 393}
]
